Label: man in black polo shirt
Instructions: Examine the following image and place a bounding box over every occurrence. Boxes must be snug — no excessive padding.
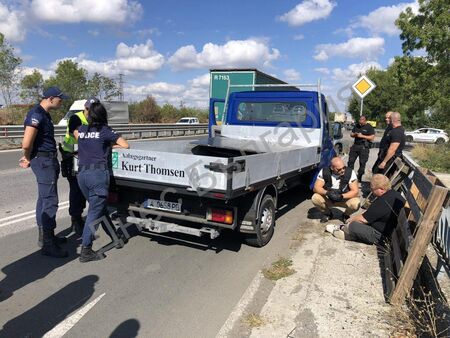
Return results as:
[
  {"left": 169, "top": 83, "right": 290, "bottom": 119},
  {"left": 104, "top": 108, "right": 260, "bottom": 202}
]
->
[
  {"left": 372, "top": 111, "right": 392, "bottom": 173},
  {"left": 326, "top": 174, "right": 405, "bottom": 246},
  {"left": 20, "top": 87, "right": 69, "bottom": 258},
  {"left": 373, "top": 112, "right": 405, "bottom": 174},
  {"left": 347, "top": 115, "right": 375, "bottom": 182}
]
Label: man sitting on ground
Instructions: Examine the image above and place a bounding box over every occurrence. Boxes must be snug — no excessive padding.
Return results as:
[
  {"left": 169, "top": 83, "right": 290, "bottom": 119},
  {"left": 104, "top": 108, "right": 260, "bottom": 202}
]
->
[
  {"left": 312, "top": 156, "right": 360, "bottom": 223},
  {"left": 326, "top": 174, "right": 405, "bottom": 246}
]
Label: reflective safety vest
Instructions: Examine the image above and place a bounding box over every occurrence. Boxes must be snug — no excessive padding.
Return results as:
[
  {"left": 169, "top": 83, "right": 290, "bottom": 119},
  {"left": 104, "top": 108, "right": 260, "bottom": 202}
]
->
[{"left": 61, "top": 111, "right": 88, "bottom": 153}]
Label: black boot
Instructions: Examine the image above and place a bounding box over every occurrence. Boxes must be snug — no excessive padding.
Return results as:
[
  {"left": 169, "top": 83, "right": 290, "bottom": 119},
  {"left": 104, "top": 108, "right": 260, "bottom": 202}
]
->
[
  {"left": 38, "top": 227, "right": 44, "bottom": 248},
  {"left": 41, "top": 230, "right": 68, "bottom": 258},
  {"left": 50, "top": 229, "right": 67, "bottom": 245},
  {"left": 71, "top": 215, "right": 85, "bottom": 236},
  {"left": 79, "top": 245, "right": 104, "bottom": 263}
]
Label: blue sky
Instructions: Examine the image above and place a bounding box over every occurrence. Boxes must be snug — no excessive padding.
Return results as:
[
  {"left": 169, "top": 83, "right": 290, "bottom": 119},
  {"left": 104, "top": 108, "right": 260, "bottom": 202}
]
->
[{"left": 0, "top": 0, "right": 418, "bottom": 110}]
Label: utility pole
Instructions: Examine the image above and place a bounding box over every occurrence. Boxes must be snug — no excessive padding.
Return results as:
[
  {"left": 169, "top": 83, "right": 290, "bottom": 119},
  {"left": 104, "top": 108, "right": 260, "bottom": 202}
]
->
[{"left": 118, "top": 73, "right": 124, "bottom": 101}]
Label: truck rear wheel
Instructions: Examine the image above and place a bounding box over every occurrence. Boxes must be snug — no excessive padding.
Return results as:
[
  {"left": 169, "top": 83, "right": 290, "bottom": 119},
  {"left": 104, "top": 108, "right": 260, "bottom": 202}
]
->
[{"left": 244, "top": 195, "right": 275, "bottom": 247}]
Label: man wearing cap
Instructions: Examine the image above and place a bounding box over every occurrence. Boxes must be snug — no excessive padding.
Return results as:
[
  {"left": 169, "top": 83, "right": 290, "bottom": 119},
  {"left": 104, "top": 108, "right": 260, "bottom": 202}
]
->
[
  {"left": 19, "top": 87, "right": 69, "bottom": 258},
  {"left": 60, "top": 97, "right": 99, "bottom": 235}
]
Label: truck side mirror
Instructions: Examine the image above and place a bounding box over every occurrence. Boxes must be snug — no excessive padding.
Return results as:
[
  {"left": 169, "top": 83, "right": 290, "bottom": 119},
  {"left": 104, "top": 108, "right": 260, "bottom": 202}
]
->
[{"left": 333, "top": 122, "right": 343, "bottom": 140}]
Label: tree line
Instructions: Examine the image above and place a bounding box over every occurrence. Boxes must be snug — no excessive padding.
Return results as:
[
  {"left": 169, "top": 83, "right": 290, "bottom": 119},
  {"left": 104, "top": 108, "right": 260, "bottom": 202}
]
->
[{"left": 348, "top": 0, "right": 449, "bottom": 131}]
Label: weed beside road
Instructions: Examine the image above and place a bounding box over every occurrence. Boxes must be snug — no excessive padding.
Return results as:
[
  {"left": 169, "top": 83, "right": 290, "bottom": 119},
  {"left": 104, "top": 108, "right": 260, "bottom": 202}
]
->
[{"left": 411, "top": 143, "right": 450, "bottom": 173}]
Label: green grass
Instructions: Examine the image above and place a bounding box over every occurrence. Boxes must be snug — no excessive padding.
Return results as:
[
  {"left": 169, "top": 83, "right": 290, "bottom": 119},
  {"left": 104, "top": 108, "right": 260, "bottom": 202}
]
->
[
  {"left": 263, "top": 257, "right": 296, "bottom": 281},
  {"left": 411, "top": 143, "right": 450, "bottom": 173}
]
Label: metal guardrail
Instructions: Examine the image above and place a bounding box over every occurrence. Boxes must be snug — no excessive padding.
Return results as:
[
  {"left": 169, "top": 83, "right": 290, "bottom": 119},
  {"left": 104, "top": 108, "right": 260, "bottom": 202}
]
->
[
  {"left": 435, "top": 204, "right": 450, "bottom": 267},
  {"left": 0, "top": 123, "right": 209, "bottom": 142}
]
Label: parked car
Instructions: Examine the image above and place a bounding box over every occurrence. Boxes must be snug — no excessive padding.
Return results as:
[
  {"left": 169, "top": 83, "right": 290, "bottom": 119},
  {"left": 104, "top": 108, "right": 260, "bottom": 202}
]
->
[
  {"left": 176, "top": 117, "right": 199, "bottom": 124},
  {"left": 405, "top": 128, "right": 449, "bottom": 144}
]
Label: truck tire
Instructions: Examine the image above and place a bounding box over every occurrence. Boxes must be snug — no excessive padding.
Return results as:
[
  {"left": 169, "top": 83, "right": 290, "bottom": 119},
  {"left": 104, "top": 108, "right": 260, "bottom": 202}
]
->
[{"left": 244, "top": 195, "right": 275, "bottom": 247}]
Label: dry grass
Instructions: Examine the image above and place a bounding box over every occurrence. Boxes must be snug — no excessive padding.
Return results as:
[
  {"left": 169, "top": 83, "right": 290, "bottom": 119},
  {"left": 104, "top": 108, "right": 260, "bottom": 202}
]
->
[
  {"left": 263, "top": 257, "right": 296, "bottom": 281},
  {"left": 242, "top": 313, "right": 266, "bottom": 328},
  {"left": 411, "top": 143, "right": 450, "bottom": 173}
]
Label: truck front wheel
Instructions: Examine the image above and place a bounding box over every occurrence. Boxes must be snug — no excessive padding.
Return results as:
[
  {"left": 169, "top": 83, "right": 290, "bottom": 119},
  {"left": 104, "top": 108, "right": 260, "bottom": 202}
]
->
[{"left": 244, "top": 195, "right": 275, "bottom": 247}]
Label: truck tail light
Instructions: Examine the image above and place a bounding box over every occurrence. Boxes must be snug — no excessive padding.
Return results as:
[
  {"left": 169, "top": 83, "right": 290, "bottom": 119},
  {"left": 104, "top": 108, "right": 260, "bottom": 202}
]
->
[{"left": 206, "top": 208, "right": 233, "bottom": 225}]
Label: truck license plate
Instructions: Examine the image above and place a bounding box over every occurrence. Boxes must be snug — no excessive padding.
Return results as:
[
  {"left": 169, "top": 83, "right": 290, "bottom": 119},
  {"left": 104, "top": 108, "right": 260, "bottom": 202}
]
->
[{"left": 145, "top": 199, "right": 181, "bottom": 213}]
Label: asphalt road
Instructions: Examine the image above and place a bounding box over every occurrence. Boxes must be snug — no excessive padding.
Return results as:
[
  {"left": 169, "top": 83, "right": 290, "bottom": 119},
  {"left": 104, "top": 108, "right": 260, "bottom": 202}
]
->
[
  {"left": 0, "top": 131, "right": 386, "bottom": 337},
  {"left": 0, "top": 135, "right": 308, "bottom": 337}
]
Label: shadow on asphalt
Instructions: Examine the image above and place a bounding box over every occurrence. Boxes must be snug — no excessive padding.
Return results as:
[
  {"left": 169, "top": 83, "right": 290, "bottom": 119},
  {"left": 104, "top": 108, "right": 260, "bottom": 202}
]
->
[
  {"left": 0, "top": 230, "right": 80, "bottom": 302},
  {"left": 0, "top": 275, "right": 99, "bottom": 337},
  {"left": 109, "top": 319, "right": 141, "bottom": 338}
]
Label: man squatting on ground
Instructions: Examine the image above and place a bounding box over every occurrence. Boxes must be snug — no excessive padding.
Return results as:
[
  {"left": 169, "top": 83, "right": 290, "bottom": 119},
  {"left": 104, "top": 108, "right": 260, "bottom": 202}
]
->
[
  {"left": 326, "top": 174, "right": 405, "bottom": 246},
  {"left": 20, "top": 87, "right": 69, "bottom": 258},
  {"left": 347, "top": 115, "right": 375, "bottom": 182},
  {"left": 312, "top": 157, "right": 360, "bottom": 223}
]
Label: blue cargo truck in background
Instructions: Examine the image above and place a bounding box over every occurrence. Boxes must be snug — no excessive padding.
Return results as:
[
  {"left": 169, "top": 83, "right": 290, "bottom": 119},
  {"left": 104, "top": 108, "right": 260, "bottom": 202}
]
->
[{"left": 108, "top": 69, "right": 342, "bottom": 247}]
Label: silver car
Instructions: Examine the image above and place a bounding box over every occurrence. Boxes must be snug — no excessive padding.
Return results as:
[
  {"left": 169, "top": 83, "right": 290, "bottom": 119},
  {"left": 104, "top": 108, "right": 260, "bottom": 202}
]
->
[{"left": 405, "top": 128, "right": 449, "bottom": 144}]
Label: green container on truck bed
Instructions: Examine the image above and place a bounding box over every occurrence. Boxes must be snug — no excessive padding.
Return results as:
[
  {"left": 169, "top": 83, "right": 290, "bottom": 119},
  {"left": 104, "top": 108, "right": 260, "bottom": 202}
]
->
[{"left": 210, "top": 69, "right": 288, "bottom": 122}]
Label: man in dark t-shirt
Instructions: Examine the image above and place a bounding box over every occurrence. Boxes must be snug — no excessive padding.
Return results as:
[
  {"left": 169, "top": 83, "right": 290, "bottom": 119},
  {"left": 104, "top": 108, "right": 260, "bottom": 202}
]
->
[
  {"left": 347, "top": 115, "right": 375, "bottom": 182},
  {"left": 326, "top": 174, "right": 405, "bottom": 246},
  {"left": 373, "top": 112, "right": 405, "bottom": 175},
  {"left": 372, "top": 111, "right": 392, "bottom": 174}
]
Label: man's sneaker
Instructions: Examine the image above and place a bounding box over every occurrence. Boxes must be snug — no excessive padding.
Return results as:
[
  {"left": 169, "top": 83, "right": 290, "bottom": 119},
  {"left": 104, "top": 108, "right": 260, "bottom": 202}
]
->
[
  {"left": 320, "top": 212, "right": 331, "bottom": 223},
  {"left": 325, "top": 223, "right": 342, "bottom": 234},
  {"left": 332, "top": 229, "right": 346, "bottom": 240}
]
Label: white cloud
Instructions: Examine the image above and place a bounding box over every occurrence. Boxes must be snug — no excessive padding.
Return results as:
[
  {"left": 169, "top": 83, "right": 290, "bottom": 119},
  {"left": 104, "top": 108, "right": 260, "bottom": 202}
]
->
[
  {"left": 168, "top": 39, "right": 280, "bottom": 71},
  {"left": 31, "top": 0, "right": 142, "bottom": 24},
  {"left": 19, "top": 66, "right": 53, "bottom": 80},
  {"left": 331, "top": 61, "right": 382, "bottom": 83},
  {"left": 0, "top": 3, "right": 26, "bottom": 42},
  {"left": 88, "top": 30, "right": 100, "bottom": 37},
  {"left": 351, "top": 2, "right": 418, "bottom": 36},
  {"left": 293, "top": 34, "right": 305, "bottom": 40},
  {"left": 283, "top": 69, "right": 301, "bottom": 82},
  {"left": 314, "top": 37, "right": 384, "bottom": 61},
  {"left": 314, "top": 67, "right": 330, "bottom": 75},
  {"left": 52, "top": 40, "right": 164, "bottom": 76},
  {"left": 125, "top": 73, "right": 211, "bottom": 107},
  {"left": 278, "top": 0, "right": 336, "bottom": 26}
]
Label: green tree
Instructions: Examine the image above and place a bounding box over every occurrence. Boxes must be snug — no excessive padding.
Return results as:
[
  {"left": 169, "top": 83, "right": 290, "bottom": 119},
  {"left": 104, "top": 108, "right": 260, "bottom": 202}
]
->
[
  {"left": 20, "top": 69, "right": 44, "bottom": 103},
  {"left": 129, "top": 96, "right": 161, "bottom": 123},
  {"left": 87, "top": 72, "right": 120, "bottom": 100},
  {"left": 44, "top": 60, "right": 88, "bottom": 113},
  {"left": 396, "top": 0, "right": 450, "bottom": 130},
  {"left": 0, "top": 33, "right": 22, "bottom": 106}
]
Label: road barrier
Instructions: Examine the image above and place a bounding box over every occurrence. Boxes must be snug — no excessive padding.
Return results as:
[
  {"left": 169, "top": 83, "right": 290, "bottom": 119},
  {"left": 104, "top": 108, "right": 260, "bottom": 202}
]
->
[
  {"left": 374, "top": 154, "right": 450, "bottom": 305},
  {"left": 0, "top": 123, "right": 209, "bottom": 143}
]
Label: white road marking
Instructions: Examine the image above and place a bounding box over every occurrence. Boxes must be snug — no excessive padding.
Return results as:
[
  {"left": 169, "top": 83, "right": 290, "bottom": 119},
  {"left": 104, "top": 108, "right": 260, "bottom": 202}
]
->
[
  {"left": 0, "top": 148, "right": 22, "bottom": 153},
  {"left": 216, "top": 272, "right": 264, "bottom": 338},
  {"left": 43, "top": 293, "right": 106, "bottom": 338},
  {"left": 0, "top": 201, "right": 69, "bottom": 228}
]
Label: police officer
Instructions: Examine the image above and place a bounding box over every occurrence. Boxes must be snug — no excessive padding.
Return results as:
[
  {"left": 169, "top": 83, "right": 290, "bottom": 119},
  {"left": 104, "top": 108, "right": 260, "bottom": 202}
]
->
[
  {"left": 59, "top": 97, "right": 99, "bottom": 235},
  {"left": 372, "top": 111, "right": 393, "bottom": 174},
  {"left": 75, "top": 102, "right": 129, "bottom": 262},
  {"left": 373, "top": 112, "right": 405, "bottom": 174},
  {"left": 20, "top": 87, "right": 69, "bottom": 258},
  {"left": 347, "top": 115, "right": 375, "bottom": 182}
]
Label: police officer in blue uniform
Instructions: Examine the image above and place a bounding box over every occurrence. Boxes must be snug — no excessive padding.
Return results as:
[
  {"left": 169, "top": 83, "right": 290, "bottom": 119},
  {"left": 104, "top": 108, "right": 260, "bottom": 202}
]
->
[
  {"left": 20, "top": 87, "right": 69, "bottom": 258},
  {"left": 59, "top": 98, "right": 98, "bottom": 235},
  {"left": 75, "top": 102, "right": 129, "bottom": 262}
]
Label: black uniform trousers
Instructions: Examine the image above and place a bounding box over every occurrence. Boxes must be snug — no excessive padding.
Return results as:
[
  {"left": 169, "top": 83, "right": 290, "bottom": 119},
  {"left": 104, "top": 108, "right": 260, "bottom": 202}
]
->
[{"left": 347, "top": 144, "right": 369, "bottom": 180}]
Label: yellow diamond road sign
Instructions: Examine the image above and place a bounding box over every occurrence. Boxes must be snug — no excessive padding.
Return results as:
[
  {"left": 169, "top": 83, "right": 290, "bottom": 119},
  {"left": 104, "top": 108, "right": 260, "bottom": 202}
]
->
[{"left": 352, "top": 75, "right": 376, "bottom": 99}]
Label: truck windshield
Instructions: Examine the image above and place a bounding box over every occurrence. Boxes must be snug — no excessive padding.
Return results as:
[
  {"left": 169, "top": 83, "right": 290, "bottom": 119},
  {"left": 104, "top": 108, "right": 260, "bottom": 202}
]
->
[{"left": 237, "top": 101, "right": 307, "bottom": 123}]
